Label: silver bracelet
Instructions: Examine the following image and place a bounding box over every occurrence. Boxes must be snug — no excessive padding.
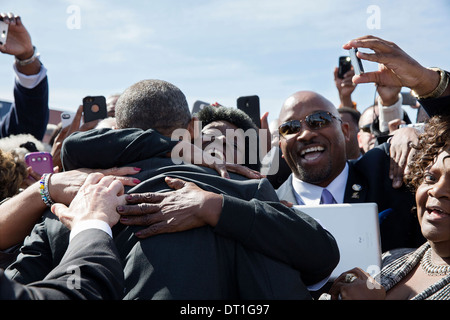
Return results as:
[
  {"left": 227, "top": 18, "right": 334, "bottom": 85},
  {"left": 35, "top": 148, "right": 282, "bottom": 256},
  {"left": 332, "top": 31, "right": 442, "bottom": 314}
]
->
[{"left": 15, "top": 46, "right": 40, "bottom": 66}]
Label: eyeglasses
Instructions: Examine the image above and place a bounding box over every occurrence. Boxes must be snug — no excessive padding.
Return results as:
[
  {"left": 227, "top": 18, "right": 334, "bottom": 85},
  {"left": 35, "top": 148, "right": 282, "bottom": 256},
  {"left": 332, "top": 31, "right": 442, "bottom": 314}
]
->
[
  {"left": 278, "top": 111, "right": 342, "bottom": 137},
  {"left": 359, "top": 123, "right": 372, "bottom": 134}
]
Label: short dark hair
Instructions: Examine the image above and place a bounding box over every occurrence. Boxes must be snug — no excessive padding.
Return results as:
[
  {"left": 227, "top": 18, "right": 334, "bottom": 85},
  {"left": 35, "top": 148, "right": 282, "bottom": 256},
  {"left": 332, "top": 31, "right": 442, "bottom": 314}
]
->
[
  {"left": 115, "top": 79, "right": 191, "bottom": 135},
  {"left": 338, "top": 107, "right": 361, "bottom": 125},
  {"left": 195, "top": 105, "right": 258, "bottom": 132}
]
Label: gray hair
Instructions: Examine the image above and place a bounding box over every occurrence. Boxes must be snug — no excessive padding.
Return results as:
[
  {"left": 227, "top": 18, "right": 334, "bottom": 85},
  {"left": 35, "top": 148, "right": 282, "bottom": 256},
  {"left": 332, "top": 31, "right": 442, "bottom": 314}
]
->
[{"left": 115, "top": 79, "right": 191, "bottom": 135}]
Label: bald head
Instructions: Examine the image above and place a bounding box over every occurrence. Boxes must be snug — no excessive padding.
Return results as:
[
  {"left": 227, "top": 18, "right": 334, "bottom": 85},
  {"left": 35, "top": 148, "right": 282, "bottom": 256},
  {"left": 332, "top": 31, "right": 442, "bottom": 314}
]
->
[{"left": 278, "top": 91, "right": 339, "bottom": 125}]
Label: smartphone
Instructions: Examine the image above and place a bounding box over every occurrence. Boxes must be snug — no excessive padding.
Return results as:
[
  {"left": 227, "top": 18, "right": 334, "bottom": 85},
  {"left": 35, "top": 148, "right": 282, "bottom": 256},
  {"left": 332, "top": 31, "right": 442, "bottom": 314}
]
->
[
  {"left": 237, "top": 95, "right": 261, "bottom": 128},
  {"left": 338, "top": 56, "right": 352, "bottom": 79},
  {"left": 349, "top": 48, "right": 364, "bottom": 76},
  {"left": 0, "top": 20, "right": 8, "bottom": 46},
  {"left": 401, "top": 92, "right": 418, "bottom": 106},
  {"left": 25, "top": 152, "right": 54, "bottom": 176},
  {"left": 82, "top": 96, "right": 107, "bottom": 123},
  {"left": 191, "top": 100, "right": 210, "bottom": 115},
  {"left": 61, "top": 111, "right": 76, "bottom": 128}
]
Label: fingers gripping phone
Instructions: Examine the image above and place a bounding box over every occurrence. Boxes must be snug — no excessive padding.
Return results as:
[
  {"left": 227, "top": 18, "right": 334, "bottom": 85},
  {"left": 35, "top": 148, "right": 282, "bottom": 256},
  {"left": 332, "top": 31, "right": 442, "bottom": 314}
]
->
[
  {"left": 237, "top": 95, "right": 261, "bottom": 128},
  {"left": 0, "top": 20, "right": 8, "bottom": 46},
  {"left": 349, "top": 48, "right": 364, "bottom": 76},
  {"left": 83, "top": 96, "right": 107, "bottom": 123},
  {"left": 25, "top": 152, "right": 54, "bottom": 175},
  {"left": 338, "top": 56, "right": 352, "bottom": 79}
]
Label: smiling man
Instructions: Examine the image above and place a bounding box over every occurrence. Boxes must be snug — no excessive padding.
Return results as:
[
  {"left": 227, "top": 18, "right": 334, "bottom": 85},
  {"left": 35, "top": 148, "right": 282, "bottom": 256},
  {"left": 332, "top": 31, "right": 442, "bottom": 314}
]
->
[{"left": 276, "top": 90, "right": 424, "bottom": 253}]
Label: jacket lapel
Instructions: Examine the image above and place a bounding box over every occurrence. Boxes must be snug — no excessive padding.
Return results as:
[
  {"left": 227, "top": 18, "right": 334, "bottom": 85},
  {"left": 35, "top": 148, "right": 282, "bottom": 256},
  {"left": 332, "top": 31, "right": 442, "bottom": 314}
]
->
[
  {"left": 275, "top": 174, "right": 299, "bottom": 204},
  {"left": 344, "top": 162, "right": 368, "bottom": 203}
]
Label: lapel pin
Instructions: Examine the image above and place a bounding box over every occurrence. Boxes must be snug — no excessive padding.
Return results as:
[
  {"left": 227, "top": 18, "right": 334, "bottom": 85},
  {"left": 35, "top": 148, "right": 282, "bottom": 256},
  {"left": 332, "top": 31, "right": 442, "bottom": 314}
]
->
[{"left": 352, "top": 184, "right": 362, "bottom": 192}]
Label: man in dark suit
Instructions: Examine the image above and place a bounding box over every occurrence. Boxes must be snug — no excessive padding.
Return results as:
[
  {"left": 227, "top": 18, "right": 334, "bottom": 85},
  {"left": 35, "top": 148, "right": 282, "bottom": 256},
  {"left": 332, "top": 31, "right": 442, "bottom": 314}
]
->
[
  {"left": 0, "top": 13, "right": 49, "bottom": 140},
  {"left": 6, "top": 79, "right": 339, "bottom": 300},
  {"left": 1, "top": 173, "right": 124, "bottom": 300},
  {"left": 275, "top": 90, "right": 424, "bottom": 253}
]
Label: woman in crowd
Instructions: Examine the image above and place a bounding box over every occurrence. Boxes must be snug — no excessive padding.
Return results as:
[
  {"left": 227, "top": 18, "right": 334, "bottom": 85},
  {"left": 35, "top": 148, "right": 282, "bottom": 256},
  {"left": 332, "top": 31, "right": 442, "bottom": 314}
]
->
[{"left": 328, "top": 115, "right": 450, "bottom": 300}]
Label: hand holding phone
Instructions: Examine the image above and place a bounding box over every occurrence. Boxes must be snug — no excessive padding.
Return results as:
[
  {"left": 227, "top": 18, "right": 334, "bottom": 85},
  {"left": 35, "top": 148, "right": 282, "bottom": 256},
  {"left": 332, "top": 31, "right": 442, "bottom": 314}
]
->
[
  {"left": 83, "top": 96, "right": 107, "bottom": 123},
  {"left": 25, "top": 152, "right": 54, "bottom": 176}
]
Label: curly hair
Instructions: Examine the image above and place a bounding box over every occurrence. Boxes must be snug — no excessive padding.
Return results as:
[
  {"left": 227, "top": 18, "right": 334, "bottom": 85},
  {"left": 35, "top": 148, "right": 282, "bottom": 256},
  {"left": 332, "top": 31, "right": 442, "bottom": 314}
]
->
[
  {"left": 0, "top": 149, "right": 28, "bottom": 200},
  {"left": 405, "top": 115, "right": 450, "bottom": 192}
]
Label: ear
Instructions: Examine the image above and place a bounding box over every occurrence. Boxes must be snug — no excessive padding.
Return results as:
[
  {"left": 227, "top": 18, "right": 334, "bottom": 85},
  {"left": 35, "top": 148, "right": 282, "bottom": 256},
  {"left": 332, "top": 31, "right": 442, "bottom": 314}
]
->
[
  {"left": 357, "top": 131, "right": 364, "bottom": 149},
  {"left": 341, "top": 121, "right": 351, "bottom": 143}
]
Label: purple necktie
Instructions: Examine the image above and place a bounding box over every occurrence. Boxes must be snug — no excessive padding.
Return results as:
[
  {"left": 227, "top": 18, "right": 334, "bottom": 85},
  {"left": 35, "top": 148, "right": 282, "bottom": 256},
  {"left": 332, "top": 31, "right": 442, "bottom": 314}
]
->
[{"left": 320, "top": 188, "right": 336, "bottom": 204}]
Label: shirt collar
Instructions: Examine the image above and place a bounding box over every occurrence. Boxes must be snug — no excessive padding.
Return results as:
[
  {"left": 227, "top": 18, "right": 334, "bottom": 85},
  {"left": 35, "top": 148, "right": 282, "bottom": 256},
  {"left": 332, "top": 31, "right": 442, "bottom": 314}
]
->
[{"left": 292, "top": 162, "right": 349, "bottom": 205}]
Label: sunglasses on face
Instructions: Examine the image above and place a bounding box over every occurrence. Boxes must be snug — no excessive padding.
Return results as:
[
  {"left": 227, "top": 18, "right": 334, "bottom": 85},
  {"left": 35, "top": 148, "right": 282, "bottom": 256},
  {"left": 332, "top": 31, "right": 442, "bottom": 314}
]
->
[
  {"left": 278, "top": 111, "right": 342, "bottom": 137},
  {"left": 359, "top": 123, "right": 373, "bottom": 134}
]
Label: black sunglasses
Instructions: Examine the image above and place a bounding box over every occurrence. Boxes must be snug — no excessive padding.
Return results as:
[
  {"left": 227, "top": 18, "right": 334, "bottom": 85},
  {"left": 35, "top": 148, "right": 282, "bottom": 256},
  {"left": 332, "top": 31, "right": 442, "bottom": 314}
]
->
[
  {"left": 359, "top": 123, "right": 372, "bottom": 134},
  {"left": 278, "top": 111, "right": 342, "bottom": 137}
]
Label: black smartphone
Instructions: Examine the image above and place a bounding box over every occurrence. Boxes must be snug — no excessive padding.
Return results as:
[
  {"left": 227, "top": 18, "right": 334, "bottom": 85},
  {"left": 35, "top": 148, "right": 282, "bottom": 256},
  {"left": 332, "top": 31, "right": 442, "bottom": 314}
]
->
[
  {"left": 338, "top": 56, "right": 352, "bottom": 79},
  {"left": 401, "top": 92, "right": 418, "bottom": 106},
  {"left": 237, "top": 95, "right": 261, "bottom": 128},
  {"left": 82, "top": 96, "right": 107, "bottom": 123}
]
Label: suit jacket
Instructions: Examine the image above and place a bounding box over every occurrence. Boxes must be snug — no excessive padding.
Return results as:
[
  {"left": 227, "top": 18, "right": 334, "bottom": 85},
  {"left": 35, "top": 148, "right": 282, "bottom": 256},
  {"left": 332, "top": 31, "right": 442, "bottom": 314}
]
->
[
  {"left": 6, "top": 129, "right": 339, "bottom": 300},
  {"left": 0, "top": 77, "right": 49, "bottom": 140},
  {"left": 277, "top": 144, "right": 424, "bottom": 253},
  {"left": 1, "top": 229, "right": 123, "bottom": 300}
]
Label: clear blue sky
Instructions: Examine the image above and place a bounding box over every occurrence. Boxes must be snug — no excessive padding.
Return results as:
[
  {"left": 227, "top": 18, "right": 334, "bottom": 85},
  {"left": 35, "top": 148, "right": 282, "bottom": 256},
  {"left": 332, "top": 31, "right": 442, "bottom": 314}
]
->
[{"left": 1, "top": 0, "right": 449, "bottom": 124}]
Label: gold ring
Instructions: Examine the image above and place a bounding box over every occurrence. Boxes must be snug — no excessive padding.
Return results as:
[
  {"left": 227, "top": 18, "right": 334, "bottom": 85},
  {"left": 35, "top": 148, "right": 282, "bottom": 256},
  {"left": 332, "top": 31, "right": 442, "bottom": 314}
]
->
[{"left": 344, "top": 273, "right": 357, "bottom": 283}]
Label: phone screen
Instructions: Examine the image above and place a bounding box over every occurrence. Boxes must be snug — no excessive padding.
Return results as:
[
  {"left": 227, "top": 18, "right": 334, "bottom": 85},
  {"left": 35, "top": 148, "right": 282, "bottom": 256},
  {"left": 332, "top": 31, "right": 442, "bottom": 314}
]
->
[{"left": 338, "top": 56, "right": 352, "bottom": 79}]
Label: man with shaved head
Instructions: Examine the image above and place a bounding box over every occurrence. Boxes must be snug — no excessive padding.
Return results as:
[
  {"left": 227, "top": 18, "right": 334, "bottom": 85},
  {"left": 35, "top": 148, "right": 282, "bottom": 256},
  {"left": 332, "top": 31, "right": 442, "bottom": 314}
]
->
[{"left": 276, "top": 90, "right": 423, "bottom": 253}]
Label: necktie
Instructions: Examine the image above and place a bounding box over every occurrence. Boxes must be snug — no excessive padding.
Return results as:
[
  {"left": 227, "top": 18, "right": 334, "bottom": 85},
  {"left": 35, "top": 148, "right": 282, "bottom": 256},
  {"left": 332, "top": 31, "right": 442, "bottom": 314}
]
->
[{"left": 320, "top": 188, "right": 336, "bottom": 204}]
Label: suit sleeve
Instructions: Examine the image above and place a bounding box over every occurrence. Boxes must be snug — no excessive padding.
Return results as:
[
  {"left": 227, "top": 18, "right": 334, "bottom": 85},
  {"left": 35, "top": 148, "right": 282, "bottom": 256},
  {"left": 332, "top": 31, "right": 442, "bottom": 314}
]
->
[
  {"left": 213, "top": 178, "right": 340, "bottom": 285},
  {"left": 0, "top": 77, "right": 49, "bottom": 140},
  {"left": 0, "top": 229, "right": 124, "bottom": 300},
  {"left": 62, "top": 128, "right": 178, "bottom": 171}
]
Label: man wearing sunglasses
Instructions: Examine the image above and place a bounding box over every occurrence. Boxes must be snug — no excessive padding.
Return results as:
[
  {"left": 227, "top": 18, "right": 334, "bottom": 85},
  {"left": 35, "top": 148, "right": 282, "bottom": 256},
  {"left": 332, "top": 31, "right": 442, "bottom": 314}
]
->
[{"left": 276, "top": 90, "right": 424, "bottom": 254}]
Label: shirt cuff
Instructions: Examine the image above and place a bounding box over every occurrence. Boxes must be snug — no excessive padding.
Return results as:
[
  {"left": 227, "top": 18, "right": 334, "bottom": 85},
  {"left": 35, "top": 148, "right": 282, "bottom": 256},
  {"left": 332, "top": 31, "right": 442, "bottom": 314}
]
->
[
  {"left": 69, "top": 219, "right": 113, "bottom": 242},
  {"left": 13, "top": 63, "right": 47, "bottom": 89},
  {"left": 377, "top": 93, "right": 403, "bottom": 133}
]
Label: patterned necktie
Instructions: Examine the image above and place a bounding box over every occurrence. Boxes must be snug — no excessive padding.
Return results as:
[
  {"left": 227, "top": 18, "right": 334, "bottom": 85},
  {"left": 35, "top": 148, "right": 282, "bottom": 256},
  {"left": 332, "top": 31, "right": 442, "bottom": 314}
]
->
[{"left": 320, "top": 188, "right": 336, "bottom": 204}]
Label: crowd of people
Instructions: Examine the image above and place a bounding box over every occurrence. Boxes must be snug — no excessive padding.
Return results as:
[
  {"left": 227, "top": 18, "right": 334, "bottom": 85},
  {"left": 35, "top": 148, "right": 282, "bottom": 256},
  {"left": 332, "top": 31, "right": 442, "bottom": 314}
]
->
[{"left": 0, "top": 13, "right": 449, "bottom": 300}]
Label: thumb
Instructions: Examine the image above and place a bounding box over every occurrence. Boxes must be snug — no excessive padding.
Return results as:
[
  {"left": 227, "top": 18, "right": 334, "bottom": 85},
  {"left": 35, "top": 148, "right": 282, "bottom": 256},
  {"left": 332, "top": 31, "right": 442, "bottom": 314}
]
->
[
  {"left": 164, "top": 176, "right": 188, "bottom": 190},
  {"left": 51, "top": 203, "right": 72, "bottom": 226}
]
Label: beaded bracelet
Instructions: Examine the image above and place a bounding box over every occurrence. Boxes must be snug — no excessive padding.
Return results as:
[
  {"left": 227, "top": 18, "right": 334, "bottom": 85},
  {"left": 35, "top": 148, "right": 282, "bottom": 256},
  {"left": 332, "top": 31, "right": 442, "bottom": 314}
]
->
[{"left": 39, "top": 173, "right": 54, "bottom": 207}]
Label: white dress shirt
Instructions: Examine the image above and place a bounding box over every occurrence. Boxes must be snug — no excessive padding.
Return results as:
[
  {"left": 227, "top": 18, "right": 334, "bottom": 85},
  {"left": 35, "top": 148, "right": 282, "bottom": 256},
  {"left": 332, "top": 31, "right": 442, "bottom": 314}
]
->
[{"left": 292, "top": 162, "right": 349, "bottom": 205}]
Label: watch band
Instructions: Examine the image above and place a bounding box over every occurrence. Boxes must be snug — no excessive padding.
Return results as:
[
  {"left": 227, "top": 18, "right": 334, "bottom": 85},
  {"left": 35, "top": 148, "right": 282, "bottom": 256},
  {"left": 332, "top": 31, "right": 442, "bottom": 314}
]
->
[
  {"left": 412, "top": 67, "right": 449, "bottom": 100},
  {"left": 15, "top": 46, "right": 40, "bottom": 66}
]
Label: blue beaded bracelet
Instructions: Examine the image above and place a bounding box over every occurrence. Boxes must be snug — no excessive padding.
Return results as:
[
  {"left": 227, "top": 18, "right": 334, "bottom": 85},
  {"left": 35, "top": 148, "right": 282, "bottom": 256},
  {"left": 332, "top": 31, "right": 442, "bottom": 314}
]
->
[{"left": 39, "top": 173, "right": 54, "bottom": 207}]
